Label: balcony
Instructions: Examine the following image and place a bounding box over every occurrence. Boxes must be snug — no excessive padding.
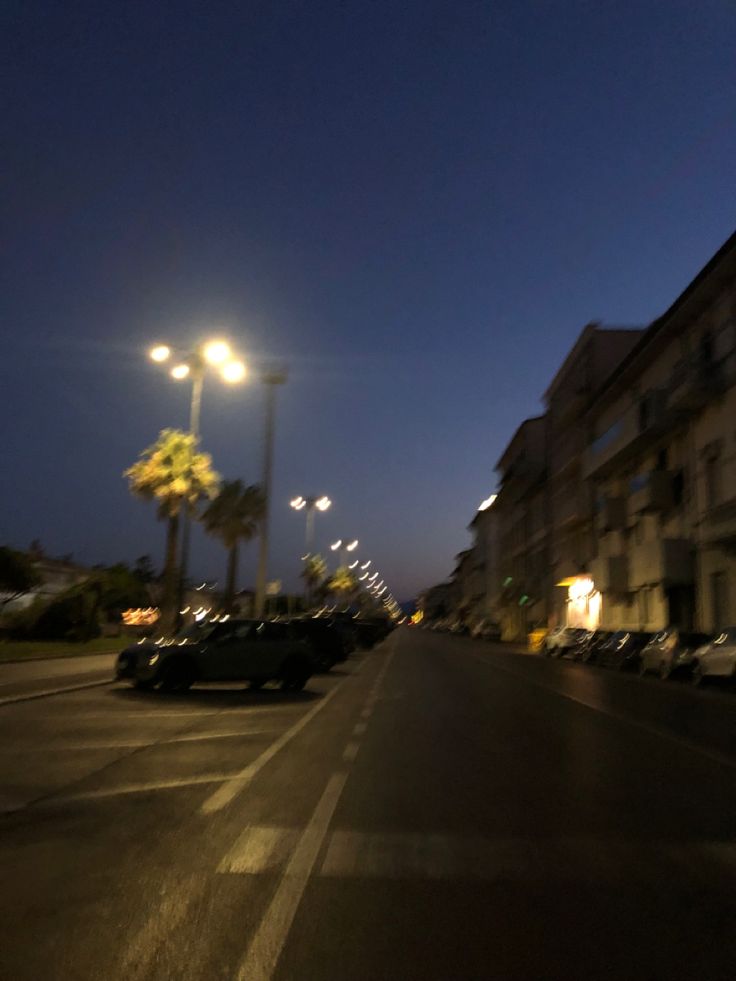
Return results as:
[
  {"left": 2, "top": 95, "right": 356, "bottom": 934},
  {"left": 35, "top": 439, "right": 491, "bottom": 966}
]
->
[
  {"left": 629, "top": 470, "right": 674, "bottom": 514},
  {"left": 583, "top": 390, "right": 668, "bottom": 480},
  {"left": 629, "top": 538, "right": 693, "bottom": 589},
  {"left": 666, "top": 355, "right": 726, "bottom": 414},
  {"left": 553, "top": 488, "right": 590, "bottom": 528},
  {"left": 590, "top": 554, "right": 628, "bottom": 594},
  {"left": 596, "top": 496, "right": 626, "bottom": 533},
  {"left": 700, "top": 497, "right": 736, "bottom": 546}
]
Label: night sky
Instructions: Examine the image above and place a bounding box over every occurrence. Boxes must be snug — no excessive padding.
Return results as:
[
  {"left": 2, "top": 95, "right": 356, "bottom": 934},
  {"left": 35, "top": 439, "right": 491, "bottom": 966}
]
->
[{"left": 3, "top": 1, "right": 735, "bottom": 600}]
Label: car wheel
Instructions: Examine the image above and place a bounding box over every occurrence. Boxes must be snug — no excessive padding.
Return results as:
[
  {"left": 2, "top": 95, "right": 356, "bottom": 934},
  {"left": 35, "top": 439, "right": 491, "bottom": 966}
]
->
[
  {"left": 659, "top": 661, "right": 671, "bottom": 681},
  {"left": 280, "top": 656, "right": 311, "bottom": 692},
  {"left": 159, "top": 660, "right": 195, "bottom": 693},
  {"left": 249, "top": 680, "right": 265, "bottom": 691},
  {"left": 133, "top": 678, "right": 155, "bottom": 691},
  {"left": 692, "top": 662, "right": 704, "bottom": 686}
]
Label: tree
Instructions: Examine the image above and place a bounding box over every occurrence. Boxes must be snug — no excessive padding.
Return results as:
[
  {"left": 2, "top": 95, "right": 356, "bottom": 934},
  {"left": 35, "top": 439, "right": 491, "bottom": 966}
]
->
[
  {"left": 133, "top": 554, "right": 157, "bottom": 584},
  {"left": 301, "top": 554, "right": 327, "bottom": 607},
  {"left": 328, "top": 565, "right": 359, "bottom": 607},
  {"left": 124, "top": 429, "right": 220, "bottom": 623},
  {"left": 0, "top": 546, "right": 41, "bottom": 611},
  {"left": 200, "top": 480, "right": 265, "bottom": 610}
]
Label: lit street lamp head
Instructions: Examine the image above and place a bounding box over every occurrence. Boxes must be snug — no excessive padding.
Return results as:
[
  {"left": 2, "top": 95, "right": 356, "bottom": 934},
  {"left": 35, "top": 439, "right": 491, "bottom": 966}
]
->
[
  {"left": 171, "top": 363, "right": 191, "bottom": 380},
  {"left": 202, "top": 339, "right": 231, "bottom": 365},
  {"left": 150, "top": 344, "right": 171, "bottom": 363},
  {"left": 221, "top": 359, "right": 247, "bottom": 383},
  {"left": 330, "top": 540, "right": 342, "bottom": 551},
  {"left": 316, "top": 496, "right": 331, "bottom": 511},
  {"left": 346, "top": 539, "right": 359, "bottom": 552}
]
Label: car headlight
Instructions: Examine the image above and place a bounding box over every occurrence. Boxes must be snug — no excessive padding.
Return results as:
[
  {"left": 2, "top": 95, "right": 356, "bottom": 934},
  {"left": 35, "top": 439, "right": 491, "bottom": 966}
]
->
[{"left": 148, "top": 653, "right": 160, "bottom": 666}]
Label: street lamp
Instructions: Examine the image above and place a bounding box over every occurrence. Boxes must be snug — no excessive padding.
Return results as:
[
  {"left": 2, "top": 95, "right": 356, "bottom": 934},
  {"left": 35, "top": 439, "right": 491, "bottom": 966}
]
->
[
  {"left": 290, "top": 495, "right": 332, "bottom": 554},
  {"left": 148, "top": 338, "right": 247, "bottom": 620},
  {"left": 330, "top": 537, "right": 359, "bottom": 567}
]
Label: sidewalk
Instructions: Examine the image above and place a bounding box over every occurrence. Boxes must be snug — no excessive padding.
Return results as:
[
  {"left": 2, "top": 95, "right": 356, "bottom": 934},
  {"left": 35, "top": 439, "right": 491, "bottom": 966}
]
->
[{"left": 0, "top": 653, "right": 117, "bottom": 704}]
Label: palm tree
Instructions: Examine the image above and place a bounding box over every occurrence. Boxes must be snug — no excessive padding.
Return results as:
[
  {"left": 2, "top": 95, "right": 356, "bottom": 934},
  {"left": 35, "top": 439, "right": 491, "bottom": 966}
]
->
[
  {"left": 328, "top": 565, "right": 359, "bottom": 607},
  {"left": 201, "top": 480, "right": 265, "bottom": 611},
  {"left": 124, "top": 429, "right": 220, "bottom": 624},
  {"left": 301, "top": 553, "right": 327, "bottom": 608}
]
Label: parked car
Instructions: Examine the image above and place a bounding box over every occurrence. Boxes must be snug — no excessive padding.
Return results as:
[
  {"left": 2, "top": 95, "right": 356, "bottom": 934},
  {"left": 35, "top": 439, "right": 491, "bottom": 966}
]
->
[
  {"left": 597, "top": 631, "right": 653, "bottom": 670},
  {"left": 288, "top": 616, "right": 350, "bottom": 670},
  {"left": 470, "top": 619, "right": 502, "bottom": 642},
  {"left": 353, "top": 616, "right": 391, "bottom": 649},
  {"left": 574, "top": 629, "right": 613, "bottom": 663},
  {"left": 691, "top": 628, "right": 736, "bottom": 685},
  {"left": 544, "top": 626, "right": 587, "bottom": 657},
  {"left": 115, "top": 618, "right": 315, "bottom": 692},
  {"left": 639, "top": 629, "right": 713, "bottom": 680}
]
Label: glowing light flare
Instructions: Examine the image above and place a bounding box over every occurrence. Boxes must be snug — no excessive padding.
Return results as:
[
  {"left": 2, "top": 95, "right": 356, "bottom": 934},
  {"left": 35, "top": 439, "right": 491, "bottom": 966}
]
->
[
  {"left": 330, "top": 540, "right": 342, "bottom": 551},
  {"left": 171, "top": 363, "right": 190, "bottom": 380},
  {"left": 479, "top": 493, "right": 498, "bottom": 511},
  {"left": 348, "top": 560, "right": 358, "bottom": 569},
  {"left": 291, "top": 497, "right": 306, "bottom": 510},
  {"left": 203, "top": 340, "right": 231, "bottom": 365},
  {"left": 316, "top": 496, "right": 331, "bottom": 511},
  {"left": 150, "top": 344, "right": 171, "bottom": 363},
  {"left": 346, "top": 540, "right": 358, "bottom": 552},
  {"left": 221, "top": 360, "right": 246, "bottom": 383}
]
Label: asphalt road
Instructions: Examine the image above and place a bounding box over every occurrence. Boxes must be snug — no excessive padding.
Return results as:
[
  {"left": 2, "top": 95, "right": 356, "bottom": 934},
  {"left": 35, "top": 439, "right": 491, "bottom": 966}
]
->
[{"left": 1, "top": 629, "right": 736, "bottom": 980}]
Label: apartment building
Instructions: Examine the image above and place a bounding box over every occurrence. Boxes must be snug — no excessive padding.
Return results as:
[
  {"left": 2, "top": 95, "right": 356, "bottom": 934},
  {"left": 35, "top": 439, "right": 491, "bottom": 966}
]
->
[
  {"left": 585, "top": 231, "right": 736, "bottom": 632},
  {"left": 494, "top": 416, "right": 547, "bottom": 640},
  {"left": 543, "top": 324, "right": 644, "bottom": 628}
]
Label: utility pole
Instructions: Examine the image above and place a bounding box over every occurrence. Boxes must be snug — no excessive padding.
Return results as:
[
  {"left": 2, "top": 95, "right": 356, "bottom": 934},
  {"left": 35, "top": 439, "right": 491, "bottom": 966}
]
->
[{"left": 254, "top": 366, "right": 287, "bottom": 617}]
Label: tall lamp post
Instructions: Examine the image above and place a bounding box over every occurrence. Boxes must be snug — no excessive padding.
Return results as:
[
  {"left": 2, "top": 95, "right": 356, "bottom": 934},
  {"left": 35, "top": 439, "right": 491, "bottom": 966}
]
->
[
  {"left": 148, "top": 340, "right": 247, "bottom": 621},
  {"left": 290, "top": 495, "right": 332, "bottom": 555},
  {"left": 330, "top": 537, "right": 359, "bottom": 568},
  {"left": 254, "top": 366, "right": 288, "bottom": 618}
]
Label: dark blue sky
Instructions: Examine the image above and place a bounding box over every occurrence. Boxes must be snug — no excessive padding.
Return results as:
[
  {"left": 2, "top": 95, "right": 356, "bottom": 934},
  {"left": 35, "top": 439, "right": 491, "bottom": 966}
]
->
[{"left": 2, "top": 0, "right": 735, "bottom": 599}]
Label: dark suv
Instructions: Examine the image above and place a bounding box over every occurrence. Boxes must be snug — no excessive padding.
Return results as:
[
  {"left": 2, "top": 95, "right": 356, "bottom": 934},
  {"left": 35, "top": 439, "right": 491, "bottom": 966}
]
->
[{"left": 115, "top": 619, "right": 315, "bottom": 692}]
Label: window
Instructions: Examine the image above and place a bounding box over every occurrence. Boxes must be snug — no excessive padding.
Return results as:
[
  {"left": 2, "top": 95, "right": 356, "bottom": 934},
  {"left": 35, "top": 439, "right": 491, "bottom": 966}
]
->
[
  {"left": 672, "top": 468, "right": 685, "bottom": 506},
  {"left": 705, "top": 456, "right": 721, "bottom": 508},
  {"left": 711, "top": 571, "right": 729, "bottom": 628}
]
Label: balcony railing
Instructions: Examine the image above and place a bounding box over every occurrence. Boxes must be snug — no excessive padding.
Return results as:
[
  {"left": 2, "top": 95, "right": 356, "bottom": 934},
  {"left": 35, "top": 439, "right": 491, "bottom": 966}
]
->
[
  {"left": 589, "top": 554, "right": 628, "bottom": 594},
  {"left": 629, "top": 538, "right": 693, "bottom": 589},
  {"left": 629, "top": 470, "right": 674, "bottom": 514}
]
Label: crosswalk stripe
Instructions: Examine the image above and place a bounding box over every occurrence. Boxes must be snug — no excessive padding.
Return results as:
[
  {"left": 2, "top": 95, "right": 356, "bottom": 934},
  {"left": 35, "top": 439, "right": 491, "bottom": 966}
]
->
[{"left": 218, "top": 826, "right": 300, "bottom": 874}]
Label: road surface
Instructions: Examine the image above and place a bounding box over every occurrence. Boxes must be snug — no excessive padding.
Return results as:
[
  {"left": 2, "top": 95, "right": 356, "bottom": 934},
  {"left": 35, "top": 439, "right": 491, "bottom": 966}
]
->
[{"left": 1, "top": 629, "right": 735, "bottom": 980}]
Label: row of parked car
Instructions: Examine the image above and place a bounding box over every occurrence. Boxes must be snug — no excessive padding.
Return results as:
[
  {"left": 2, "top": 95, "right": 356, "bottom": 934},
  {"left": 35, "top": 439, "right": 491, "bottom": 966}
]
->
[
  {"left": 543, "top": 625, "right": 736, "bottom": 685},
  {"left": 115, "top": 611, "right": 393, "bottom": 693},
  {"left": 421, "top": 617, "right": 502, "bottom": 641}
]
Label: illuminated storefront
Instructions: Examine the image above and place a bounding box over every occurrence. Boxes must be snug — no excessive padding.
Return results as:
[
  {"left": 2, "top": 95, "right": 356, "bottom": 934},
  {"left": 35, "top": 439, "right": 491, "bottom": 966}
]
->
[{"left": 557, "top": 576, "right": 601, "bottom": 630}]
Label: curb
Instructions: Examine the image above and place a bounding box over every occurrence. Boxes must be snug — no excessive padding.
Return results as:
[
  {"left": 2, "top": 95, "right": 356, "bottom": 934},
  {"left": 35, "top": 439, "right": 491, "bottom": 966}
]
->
[
  {"left": 0, "top": 649, "right": 119, "bottom": 666},
  {"left": 0, "top": 679, "right": 114, "bottom": 707}
]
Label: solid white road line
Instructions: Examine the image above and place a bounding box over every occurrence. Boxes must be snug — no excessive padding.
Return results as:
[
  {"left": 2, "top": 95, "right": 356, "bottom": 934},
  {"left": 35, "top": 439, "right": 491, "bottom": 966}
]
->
[
  {"left": 234, "top": 771, "right": 349, "bottom": 981},
  {"left": 201, "top": 675, "right": 352, "bottom": 814},
  {"left": 342, "top": 741, "right": 360, "bottom": 763},
  {"left": 49, "top": 772, "right": 241, "bottom": 804},
  {"left": 219, "top": 826, "right": 300, "bottom": 874}
]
